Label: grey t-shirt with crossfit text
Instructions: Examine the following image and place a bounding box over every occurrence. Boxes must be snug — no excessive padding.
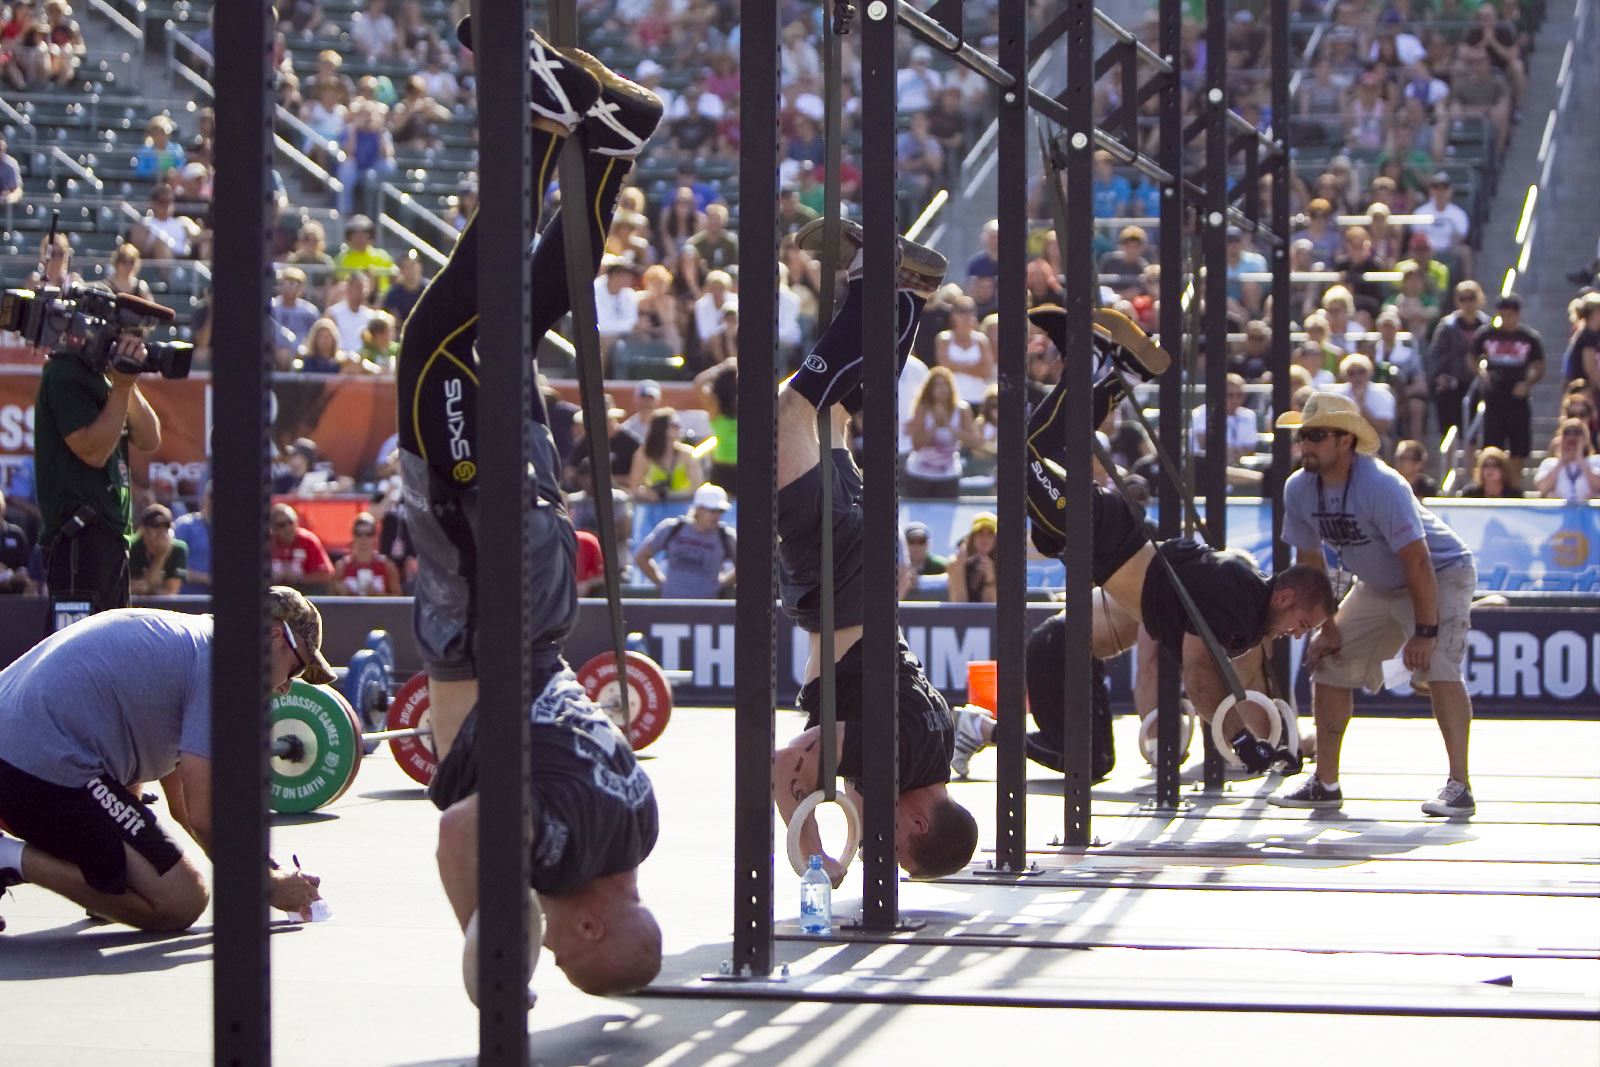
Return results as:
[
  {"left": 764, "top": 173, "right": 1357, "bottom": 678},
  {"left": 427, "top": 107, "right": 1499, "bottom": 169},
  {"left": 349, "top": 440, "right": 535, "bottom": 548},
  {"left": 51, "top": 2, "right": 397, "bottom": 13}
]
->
[{"left": 0, "top": 609, "right": 212, "bottom": 787}]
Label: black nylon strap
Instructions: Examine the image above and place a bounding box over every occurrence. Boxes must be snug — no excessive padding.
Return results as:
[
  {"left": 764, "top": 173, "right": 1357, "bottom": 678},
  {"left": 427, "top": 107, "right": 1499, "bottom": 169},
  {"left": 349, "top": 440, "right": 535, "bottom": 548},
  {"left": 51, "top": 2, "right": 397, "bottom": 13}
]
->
[
  {"left": 557, "top": 133, "right": 631, "bottom": 725},
  {"left": 812, "top": 8, "right": 850, "bottom": 802}
]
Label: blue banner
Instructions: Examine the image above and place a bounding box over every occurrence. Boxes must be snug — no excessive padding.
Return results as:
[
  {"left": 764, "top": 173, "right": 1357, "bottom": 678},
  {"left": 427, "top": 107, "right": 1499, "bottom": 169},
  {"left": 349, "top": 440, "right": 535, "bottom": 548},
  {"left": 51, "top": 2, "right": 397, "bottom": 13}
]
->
[{"left": 893, "top": 498, "right": 1600, "bottom": 594}]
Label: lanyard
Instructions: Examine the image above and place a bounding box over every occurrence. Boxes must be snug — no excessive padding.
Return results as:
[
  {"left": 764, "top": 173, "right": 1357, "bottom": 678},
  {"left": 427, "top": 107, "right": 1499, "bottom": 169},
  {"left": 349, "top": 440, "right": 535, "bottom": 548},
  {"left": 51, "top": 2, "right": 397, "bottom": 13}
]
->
[{"left": 1316, "top": 457, "right": 1357, "bottom": 578}]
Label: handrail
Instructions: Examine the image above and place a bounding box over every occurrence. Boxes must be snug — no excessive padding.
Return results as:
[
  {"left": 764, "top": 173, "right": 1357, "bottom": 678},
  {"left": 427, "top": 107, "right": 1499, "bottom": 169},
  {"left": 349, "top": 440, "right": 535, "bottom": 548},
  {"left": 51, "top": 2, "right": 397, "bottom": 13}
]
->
[
  {"left": 87, "top": 0, "right": 144, "bottom": 45},
  {"left": 376, "top": 213, "right": 448, "bottom": 268},
  {"left": 378, "top": 181, "right": 458, "bottom": 242},
  {"left": 47, "top": 146, "right": 105, "bottom": 202},
  {"left": 274, "top": 134, "right": 344, "bottom": 193},
  {"left": 164, "top": 21, "right": 212, "bottom": 69},
  {"left": 0, "top": 96, "right": 33, "bottom": 143},
  {"left": 276, "top": 104, "right": 346, "bottom": 166},
  {"left": 903, "top": 188, "right": 947, "bottom": 243}
]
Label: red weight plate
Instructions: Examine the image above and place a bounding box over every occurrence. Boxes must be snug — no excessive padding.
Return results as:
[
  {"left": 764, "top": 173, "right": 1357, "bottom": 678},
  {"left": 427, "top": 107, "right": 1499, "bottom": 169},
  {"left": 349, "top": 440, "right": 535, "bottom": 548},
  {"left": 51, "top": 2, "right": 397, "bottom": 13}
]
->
[
  {"left": 387, "top": 671, "right": 437, "bottom": 786},
  {"left": 575, "top": 651, "right": 673, "bottom": 750}
]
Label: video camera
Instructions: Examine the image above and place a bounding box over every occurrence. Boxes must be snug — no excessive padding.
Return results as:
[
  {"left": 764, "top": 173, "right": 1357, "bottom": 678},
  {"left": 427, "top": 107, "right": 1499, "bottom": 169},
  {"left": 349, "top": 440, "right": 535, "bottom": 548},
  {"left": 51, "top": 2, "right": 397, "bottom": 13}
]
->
[{"left": 0, "top": 283, "right": 193, "bottom": 379}]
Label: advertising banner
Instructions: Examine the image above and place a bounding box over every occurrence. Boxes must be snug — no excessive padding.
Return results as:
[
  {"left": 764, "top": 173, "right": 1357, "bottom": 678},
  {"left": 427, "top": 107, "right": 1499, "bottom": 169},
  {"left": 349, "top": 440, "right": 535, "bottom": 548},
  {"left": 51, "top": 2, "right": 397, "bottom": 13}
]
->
[{"left": 560, "top": 600, "right": 1600, "bottom": 718}]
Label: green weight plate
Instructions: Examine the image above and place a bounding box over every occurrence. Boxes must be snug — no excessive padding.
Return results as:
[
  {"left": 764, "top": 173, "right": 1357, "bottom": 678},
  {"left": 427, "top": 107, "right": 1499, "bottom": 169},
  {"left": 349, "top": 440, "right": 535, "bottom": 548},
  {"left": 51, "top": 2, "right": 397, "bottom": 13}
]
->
[{"left": 269, "top": 681, "right": 361, "bottom": 813}]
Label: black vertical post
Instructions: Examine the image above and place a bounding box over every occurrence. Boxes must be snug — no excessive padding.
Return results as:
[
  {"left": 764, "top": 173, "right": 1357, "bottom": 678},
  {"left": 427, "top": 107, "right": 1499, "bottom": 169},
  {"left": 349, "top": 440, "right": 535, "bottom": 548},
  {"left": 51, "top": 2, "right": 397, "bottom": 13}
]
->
[
  {"left": 1058, "top": 0, "right": 1096, "bottom": 847},
  {"left": 211, "top": 3, "right": 274, "bottom": 1062},
  {"left": 475, "top": 0, "right": 533, "bottom": 1058},
  {"left": 859, "top": 0, "right": 901, "bottom": 927},
  {"left": 992, "top": 0, "right": 1029, "bottom": 871},
  {"left": 211, "top": 4, "right": 273, "bottom": 1062},
  {"left": 1200, "top": 0, "right": 1229, "bottom": 792},
  {"left": 1154, "top": 0, "right": 1185, "bottom": 811},
  {"left": 1269, "top": 0, "right": 1294, "bottom": 697},
  {"left": 731, "top": 0, "right": 778, "bottom": 974}
]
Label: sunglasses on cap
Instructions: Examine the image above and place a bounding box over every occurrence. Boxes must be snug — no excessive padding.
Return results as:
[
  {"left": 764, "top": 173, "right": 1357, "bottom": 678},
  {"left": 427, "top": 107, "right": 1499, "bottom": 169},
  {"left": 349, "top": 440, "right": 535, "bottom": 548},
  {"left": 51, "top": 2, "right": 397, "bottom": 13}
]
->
[
  {"left": 1298, "top": 428, "right": 1348, "bottom": 443},
  {"left": 281, "top": 622, "right": 309, "bottom": 679}
]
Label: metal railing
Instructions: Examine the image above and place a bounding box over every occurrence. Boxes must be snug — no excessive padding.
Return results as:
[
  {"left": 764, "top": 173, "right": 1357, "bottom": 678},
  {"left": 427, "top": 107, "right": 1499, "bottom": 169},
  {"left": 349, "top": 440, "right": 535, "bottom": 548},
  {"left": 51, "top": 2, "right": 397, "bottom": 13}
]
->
[
  {"left": 163, "top": 21, "right": 344, "bottom": 196},
  {"left": 85, "top": 0, "right": 147, "bottom": 70}
]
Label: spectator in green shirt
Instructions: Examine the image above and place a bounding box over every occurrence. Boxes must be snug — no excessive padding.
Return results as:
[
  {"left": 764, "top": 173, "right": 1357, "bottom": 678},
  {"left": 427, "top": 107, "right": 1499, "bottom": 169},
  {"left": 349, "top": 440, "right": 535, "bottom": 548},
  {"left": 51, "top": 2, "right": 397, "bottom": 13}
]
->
[
  {"left": 129, "top": 504, "right": 188, "bottom": 596},
  {"left": 333, "top": 215, "right": 395, "bottom": 294}
]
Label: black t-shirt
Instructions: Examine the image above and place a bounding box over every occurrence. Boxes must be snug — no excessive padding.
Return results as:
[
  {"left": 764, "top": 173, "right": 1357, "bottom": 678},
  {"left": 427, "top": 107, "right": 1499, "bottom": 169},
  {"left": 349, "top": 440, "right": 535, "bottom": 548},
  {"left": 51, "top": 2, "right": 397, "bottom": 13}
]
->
[
  {"left": 1140, "top": 539, "right": 1271, "bottom": 660},
  {"left": 797, "top": 637, "right": 953, "bottom": 793},
  {"left": 1563, "top": 327, "right": 1600, "bottom": 384},
  {"left": 430, "top": 671, "right": 659, "bottom": 896},
  {"left": 1470, "top": 322, "right": 1545, "bottom": 394}
]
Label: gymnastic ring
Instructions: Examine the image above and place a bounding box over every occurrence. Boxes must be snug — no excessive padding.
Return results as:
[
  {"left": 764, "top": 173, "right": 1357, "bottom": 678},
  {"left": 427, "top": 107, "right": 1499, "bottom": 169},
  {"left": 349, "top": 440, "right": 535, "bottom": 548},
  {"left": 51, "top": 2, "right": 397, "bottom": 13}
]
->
[
  {"left": 1274, "top": 697, "right": 1300, "bottom": 759},
  {"left": 786, "top": 789, "right": 862, "bottom": 877},
  {"left": 1137, "top": 699, "right": 1197, "bottom": 765},
  {"left": 1210, "top": 689, "right": 1282, "bottom": 768}
]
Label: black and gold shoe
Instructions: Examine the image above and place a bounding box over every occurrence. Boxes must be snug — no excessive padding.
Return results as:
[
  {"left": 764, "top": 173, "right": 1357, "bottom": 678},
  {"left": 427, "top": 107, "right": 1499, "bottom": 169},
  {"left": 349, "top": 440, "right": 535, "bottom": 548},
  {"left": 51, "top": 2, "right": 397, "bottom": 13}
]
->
[
  {"left": 793, "top": 217, "right": 949, "bottom": 298},
  {"left": 560, "top": 48, "right": 665, "bottom": 157},
  {"left": 454, "top": 18, "right": 601, "bottom": 133},
  {"left": 1027, "top": 304, "right": 1170, "bottom": 379}
]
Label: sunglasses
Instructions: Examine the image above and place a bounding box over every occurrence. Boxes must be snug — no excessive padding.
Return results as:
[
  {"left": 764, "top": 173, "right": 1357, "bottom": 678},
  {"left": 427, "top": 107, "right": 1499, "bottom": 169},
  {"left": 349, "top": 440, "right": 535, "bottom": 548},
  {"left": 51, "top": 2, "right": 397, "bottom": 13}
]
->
[
  {"left": 281, "top": 622, "right": 309, "bottom": 679},
  {"left": 1298, "top": 428, "right": 1347, "bottom": 443}
]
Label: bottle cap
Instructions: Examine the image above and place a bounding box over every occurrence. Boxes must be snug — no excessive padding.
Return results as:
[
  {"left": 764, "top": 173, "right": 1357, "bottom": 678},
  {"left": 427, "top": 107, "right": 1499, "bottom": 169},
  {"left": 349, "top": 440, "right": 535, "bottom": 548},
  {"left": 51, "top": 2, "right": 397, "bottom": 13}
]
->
[{"left": 808, "top": 854, "right": 822, "bottom": 869}]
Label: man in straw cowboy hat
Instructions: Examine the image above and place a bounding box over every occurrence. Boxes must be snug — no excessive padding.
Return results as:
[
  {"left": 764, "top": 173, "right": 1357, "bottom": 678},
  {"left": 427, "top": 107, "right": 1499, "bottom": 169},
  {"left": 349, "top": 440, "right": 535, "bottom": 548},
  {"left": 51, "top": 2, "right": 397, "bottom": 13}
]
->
[{"left": 1271, "top": 391, "right": 1478, "bottom": 816}]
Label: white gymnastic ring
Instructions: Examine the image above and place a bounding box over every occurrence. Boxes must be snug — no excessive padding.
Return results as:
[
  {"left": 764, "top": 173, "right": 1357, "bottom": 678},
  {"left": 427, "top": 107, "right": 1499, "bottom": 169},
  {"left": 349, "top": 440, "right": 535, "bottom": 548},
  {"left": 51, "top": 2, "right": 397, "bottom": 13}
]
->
[
  {"left": 1274, "top": 697, "right": 1300, "bottom": 759},
  {"left": 1210, "top": 689, "right": 1282, "bottom": 767},
  {"left": 1137, "top": 699, "right": 1196, "bottom": 765},
  {"left": 786, "top": 788, "right": 862, "bottom": 877}
]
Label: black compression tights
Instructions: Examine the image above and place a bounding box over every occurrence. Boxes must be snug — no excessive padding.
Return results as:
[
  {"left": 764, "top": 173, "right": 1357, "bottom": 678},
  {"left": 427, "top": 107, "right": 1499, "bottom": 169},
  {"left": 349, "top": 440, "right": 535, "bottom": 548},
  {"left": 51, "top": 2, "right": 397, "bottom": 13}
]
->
[
  {"left": 395, "top": 127, "right": 630, "bottom": 492},
  {"left": 786, "top": 278, "right": 925, "bottom": 415},
  {"left": 1025, "top": 369, "right": 1125, "bottom": 558}
]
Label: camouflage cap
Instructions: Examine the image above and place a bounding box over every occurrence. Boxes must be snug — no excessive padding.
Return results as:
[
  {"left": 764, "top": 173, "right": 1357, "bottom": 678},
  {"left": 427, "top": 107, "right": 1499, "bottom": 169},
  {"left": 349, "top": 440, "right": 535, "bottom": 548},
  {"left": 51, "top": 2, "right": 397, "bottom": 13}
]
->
[{"left": 267, "top": 586, "right": 338, "bottom": 685}]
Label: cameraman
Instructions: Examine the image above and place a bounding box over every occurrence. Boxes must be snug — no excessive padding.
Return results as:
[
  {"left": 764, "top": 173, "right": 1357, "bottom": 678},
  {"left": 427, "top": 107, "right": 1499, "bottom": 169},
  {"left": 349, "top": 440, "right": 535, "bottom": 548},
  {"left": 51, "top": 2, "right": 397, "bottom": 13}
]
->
[{"left": 35, "top": 333, "right": 162, "bottom": 612}]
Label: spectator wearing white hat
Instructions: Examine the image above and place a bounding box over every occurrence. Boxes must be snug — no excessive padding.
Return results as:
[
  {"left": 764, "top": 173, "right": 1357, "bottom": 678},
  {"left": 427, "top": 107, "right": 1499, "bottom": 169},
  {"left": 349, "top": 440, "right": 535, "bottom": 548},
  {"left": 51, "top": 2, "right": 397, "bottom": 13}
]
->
[
  {"left": 896, "top": 44, "right": 942, "bottom": 112},
  {"left": 594, "top": 256, "right": 642, "bottom": 372},
  {"left": 634, "top": 483, "right": 736, "bottom": 599}
]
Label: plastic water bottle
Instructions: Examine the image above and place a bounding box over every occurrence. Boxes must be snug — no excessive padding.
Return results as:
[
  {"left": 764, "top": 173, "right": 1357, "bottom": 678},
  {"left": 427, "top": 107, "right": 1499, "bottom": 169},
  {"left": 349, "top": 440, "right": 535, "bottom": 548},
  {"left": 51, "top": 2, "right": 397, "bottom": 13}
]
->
[{"left": 799, "top": 854, "right": 832, "bottom": 935}]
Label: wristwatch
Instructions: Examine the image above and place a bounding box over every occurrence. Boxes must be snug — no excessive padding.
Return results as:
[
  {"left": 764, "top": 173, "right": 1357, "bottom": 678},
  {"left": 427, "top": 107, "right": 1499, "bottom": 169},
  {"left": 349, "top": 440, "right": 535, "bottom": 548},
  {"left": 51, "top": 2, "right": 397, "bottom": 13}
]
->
[{"left": 1414, "top": 623, "right": 1439, "bottom": 638}]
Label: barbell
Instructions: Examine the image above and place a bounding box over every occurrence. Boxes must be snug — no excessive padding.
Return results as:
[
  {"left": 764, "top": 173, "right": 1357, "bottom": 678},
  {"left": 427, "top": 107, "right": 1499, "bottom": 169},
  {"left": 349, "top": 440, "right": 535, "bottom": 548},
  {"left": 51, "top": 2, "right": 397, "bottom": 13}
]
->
[{"left": 268, "top": 648, "right": 679, "bottom": 813}]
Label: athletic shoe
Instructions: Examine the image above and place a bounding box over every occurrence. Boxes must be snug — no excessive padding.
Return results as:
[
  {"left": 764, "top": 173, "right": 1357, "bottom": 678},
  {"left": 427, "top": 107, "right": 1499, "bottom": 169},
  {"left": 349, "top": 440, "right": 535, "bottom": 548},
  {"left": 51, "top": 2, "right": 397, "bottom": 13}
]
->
[
  {"left": 793, "top": 217, "right": 949, "bottom": 297},
  {"left": 455, "top": 18, "right": 602, "bottom": 134},
  {"left": 1421, "top": 779, "right": 1475, "bottom": 817},
  {"left": 1027, "top": 304, "right": 1170, "bottom": 379},
  {"left": 1267, "top": 776, "right": 1343, "bottom": 809},
  {"left": 949, "top": 705, "right": 988, "bottom": 779},
  {"left": 561, "top": 49, "right": 665, "bottom": 157}
]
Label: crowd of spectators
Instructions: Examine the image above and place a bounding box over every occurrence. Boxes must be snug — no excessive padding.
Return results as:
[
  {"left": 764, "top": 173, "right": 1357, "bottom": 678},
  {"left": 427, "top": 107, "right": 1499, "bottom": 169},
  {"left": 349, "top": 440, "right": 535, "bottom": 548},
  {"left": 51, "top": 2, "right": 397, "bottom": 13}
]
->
[{"left": 1, "top": 0, "right": 1594, "bottom": 606}]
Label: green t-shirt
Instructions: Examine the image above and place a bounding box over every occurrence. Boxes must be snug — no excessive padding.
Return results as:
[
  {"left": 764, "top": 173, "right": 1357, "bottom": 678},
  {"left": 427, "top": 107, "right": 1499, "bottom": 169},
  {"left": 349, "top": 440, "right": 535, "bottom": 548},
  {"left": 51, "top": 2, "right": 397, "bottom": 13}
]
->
[
  {"left": 34, "top": 356, "right": 133, "bottom": 538},
  {"left": 709, "top": 412, "right": 738, "bottom": 465},
  {"left": 130, "top": 537, "right": 189, "bottom": 587}
]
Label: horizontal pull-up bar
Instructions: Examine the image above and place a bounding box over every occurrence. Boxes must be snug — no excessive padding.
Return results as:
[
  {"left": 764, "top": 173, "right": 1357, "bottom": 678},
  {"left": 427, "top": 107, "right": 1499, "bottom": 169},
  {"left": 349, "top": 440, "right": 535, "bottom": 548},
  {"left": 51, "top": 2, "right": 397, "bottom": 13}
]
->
[
  {"left": 1093, "top": 9, "right": 1174, "bottom": 75},
  {"left": 896, "top": 1, "right": 1014, "bottom": 89},
  {"left": 896, "top": 0, "right": 1179, "bottom": 188},
  {"left": 1220, "top": 105, "right": 1280, "bottom": 155},
  {"left": 1233, "top": 270, "right": 1403, "bottom": 283}
]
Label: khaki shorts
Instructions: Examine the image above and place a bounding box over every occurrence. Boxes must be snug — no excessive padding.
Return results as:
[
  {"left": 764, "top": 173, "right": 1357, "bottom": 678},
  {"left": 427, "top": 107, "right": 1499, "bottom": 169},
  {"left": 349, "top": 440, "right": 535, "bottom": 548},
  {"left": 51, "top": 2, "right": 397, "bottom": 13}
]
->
[{"left": 1313, "top": 560, "right": 1476, "bottom": 692}]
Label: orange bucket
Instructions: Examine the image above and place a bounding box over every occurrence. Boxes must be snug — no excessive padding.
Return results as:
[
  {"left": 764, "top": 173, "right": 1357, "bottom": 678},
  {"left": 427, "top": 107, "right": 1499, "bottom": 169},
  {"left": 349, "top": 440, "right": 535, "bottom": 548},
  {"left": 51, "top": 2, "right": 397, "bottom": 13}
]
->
[{"left": 966, "top": 660, "right": 998, "bottom": 716}]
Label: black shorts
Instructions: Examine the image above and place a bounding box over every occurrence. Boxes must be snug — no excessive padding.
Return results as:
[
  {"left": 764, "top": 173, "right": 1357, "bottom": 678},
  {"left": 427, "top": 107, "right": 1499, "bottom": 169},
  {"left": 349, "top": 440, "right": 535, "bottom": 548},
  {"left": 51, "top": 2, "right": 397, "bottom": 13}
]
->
[
  {"left": 0, "top": 758, "right": 183, "bottom": 896},
  {"left": 777, "top": 449, "right": 865, "bottom": 632},
  {"left": 1029, "top": 475, "right": 1151, "bottom": 586},
  {"left": 1481, "top": 394, "right": 1532, "bottom": 456}
]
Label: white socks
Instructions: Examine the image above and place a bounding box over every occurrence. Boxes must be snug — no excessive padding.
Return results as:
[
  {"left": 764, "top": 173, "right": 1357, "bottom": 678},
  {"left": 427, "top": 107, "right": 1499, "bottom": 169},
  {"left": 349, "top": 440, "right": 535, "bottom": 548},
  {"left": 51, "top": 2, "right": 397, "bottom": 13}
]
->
[{"left": 0, "top": 833, "right": 24, "bottom": 876}]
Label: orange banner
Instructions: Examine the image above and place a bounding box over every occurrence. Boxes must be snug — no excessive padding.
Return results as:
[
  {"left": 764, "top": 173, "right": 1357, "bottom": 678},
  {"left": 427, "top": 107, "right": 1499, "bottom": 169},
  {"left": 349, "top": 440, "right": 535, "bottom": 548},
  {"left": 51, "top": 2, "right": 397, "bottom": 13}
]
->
[
  {"left": 0, "top": 362, "right": 401, "bottom": 489},
  {"left": 0, "top": 347, "right": 686, "bottom": 493}
]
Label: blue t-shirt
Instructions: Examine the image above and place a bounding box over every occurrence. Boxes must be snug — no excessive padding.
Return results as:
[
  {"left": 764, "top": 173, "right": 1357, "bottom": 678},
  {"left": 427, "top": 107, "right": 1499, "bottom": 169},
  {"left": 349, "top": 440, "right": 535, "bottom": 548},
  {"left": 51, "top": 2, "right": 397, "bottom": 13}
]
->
[
  {"left": 1129, "top": 179, "right": 1162, "bottom": 219},
  {"left": 171, "top": 511, "right": 211, "bottom": 593},
  {"left": 1282, "top": 453, "right": 1471, "bottom": 590},
  {"left": 1227, "top": 250, "right": 1269, "bottom": 303},
  {"left": 0, "top": 609, "right": 213, "bottom": 786},
  {"left": 1093, "top": 175, "right": 1131, "bottom": 219}
]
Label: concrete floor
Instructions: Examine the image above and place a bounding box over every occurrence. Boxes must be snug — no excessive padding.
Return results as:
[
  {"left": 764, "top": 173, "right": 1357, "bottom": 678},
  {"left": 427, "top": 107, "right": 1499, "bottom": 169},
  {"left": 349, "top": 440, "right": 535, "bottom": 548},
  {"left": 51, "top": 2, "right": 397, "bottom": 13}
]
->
[{"left": 2, "top": 712, "right": 1597, "bottom": 1066}]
